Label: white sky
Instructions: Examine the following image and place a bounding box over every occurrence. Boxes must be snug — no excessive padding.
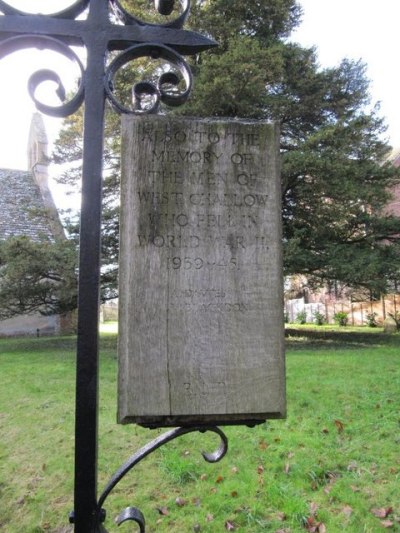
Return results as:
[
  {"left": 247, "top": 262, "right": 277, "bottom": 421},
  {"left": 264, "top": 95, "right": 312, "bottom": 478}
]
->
[
  {"left": 0, "top": 1, "right": 399, "bottom": 207},
  {"left": 0, "top": 1, "right": 82, "bottom": 172},
  {"left": 290, "top": 0, "right": 400, "bottom": 147}
]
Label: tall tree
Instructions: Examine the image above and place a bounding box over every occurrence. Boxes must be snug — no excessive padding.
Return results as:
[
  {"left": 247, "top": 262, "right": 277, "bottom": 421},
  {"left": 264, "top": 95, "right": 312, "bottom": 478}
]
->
[
  {"left": 0, "top": 236, "right": 77, "bottom": 319},
  {"left": 53, "top": 0, "right": 400, "bottom": 298}
]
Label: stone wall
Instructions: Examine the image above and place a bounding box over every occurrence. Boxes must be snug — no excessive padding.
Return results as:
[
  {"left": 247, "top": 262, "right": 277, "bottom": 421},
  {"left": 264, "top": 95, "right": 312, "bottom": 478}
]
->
[{"left": 0, "top": 314, "right": 61, "bottom": 337}]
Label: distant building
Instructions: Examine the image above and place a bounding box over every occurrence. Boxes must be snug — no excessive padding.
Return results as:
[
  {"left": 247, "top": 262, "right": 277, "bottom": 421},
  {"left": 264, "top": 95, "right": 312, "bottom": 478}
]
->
[
  {"left": 0, "top": 113, "right": 70, "bottom": 336},
  {"left": 285, "top": 150, "right": 400, "bottom": 325}
]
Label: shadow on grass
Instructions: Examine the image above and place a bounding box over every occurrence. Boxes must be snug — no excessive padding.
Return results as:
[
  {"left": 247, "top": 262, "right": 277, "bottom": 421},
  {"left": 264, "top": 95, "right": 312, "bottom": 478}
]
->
[
  {"left": 285, "top": 326, "right": 400, "bottom": 351},
  {"left": 0, "top": 335, "right": 77, "bottom": 354},
  {"left": 0, "top": 333, "right": 118, "bottom": 356},
  {"left": 2, "top": 327, "right": 399, "bottom": 356}
]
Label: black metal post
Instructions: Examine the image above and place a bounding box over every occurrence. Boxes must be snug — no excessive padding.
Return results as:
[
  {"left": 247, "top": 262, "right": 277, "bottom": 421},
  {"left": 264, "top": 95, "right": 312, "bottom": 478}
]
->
[{"left": 74, "top": 4, "right": 108, "bottom": 529}]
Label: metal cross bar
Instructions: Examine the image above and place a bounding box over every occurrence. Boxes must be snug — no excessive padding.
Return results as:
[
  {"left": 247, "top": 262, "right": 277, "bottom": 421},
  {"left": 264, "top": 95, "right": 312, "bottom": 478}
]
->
[
  {"left": 0, "top": 12, "right": 214, "bottom": 53},
  {"left": 0, "top": 2, "right": 216, "bottom": 531}
]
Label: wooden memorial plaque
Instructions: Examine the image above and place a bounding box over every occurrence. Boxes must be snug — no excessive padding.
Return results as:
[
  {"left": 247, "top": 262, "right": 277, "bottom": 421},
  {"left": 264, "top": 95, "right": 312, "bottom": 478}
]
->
[{"left": 118, "top": 116, "right": 285, "bottom": 427}]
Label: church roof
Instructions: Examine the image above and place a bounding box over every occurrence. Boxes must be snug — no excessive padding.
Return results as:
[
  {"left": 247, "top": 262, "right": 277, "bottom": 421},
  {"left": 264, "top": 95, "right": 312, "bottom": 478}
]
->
[{"left": 0, "top": 168, "right": 55, "bottom": 242}]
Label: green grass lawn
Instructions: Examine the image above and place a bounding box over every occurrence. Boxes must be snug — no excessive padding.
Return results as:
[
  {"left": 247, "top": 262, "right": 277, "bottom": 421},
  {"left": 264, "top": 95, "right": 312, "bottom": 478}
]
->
[{"left": 0, "top": 329, "right": 399, "bottom": 532}]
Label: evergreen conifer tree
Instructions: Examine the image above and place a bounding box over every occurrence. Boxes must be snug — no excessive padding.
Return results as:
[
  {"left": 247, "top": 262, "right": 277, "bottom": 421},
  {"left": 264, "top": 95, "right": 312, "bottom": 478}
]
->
[{"left": 52, "top": 0, "right": 400, "bottom": 301}]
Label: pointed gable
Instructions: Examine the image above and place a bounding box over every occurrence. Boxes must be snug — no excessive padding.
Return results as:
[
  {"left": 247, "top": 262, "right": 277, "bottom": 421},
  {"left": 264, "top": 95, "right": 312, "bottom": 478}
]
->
[{"left": 0, "top": 113, "right": 63, "bottom": 242}]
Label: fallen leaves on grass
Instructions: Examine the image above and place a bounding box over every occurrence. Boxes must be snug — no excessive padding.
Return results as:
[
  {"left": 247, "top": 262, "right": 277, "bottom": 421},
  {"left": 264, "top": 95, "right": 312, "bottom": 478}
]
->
[
  {"left": 371, "top": 507, "right": 396, "bottom": 528},
  {"left": 371, "top": 507, "right": 393, "bottom": 518},
  {"left": 334, "top": 419, "right": 345, "bottom": 433},
  {"left": 323, "top": 476, "right": 337, "bottom": 494},
  {"left": 309, "top": 501, "right": 318, "bottom": 515},
  {"left": 304, "top": 517, "right": 327, "bottom": 533},
  {"left": 192, "top": 497, "right": 201, "bottom": 507},
  {"left": 156, "top": 506, "right": 169, "bottom": 516},
  {"left": 303, "top": 502, "right": 326, "bottom": 532},
  {"left": 380, "top": 520, "right": 394, "bottom": 528},
  {"left": 175, "top": 497, "right": 187, "bottom": 507},
  {"left": 347, "top": 461, "right": 359, "bottom": 473},
  {"left": 341, "top": 505, "right": 353, "bottom": 518}
]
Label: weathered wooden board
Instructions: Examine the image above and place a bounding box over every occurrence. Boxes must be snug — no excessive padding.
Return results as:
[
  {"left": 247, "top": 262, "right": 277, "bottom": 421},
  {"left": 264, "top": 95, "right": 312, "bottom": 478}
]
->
[{"left": 118, "top": 116, "right": 285, "bottom": 427}]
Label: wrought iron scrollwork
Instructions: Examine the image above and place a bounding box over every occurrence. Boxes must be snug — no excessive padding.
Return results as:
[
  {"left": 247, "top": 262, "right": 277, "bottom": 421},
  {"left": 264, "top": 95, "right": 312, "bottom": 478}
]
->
[
  {"left": 95, "top": 426, "right": 228, "bottom": 532},
  {"left": 105, "top": 42, "right": 192, "bottom": 114},
  {"left": 0, "top": 34, "right": 85, "bottom": 117},
  {"left": 0, "top": 0, "right": 213, "bottom": 118},
  {"left": 155, "top": 0, "right": 176, "bottom": 17},
  {"left": 110, "top": 0, "right": 189, "bottom": 29}
]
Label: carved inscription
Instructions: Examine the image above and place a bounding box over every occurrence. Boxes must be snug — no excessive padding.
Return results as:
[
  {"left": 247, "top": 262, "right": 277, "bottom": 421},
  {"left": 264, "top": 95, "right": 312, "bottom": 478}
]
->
[
  {"left": 134, "top": 120, "right": 273, "bottom": 275},
  {"left": 118, "top": 116, "right": 285, "bottom": 426}
]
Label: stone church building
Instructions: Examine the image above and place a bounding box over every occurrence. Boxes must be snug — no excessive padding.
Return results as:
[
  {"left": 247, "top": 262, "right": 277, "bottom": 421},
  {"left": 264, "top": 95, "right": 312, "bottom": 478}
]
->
[{"left": 0, "top": 113, "right": 68, "bottom": 336}]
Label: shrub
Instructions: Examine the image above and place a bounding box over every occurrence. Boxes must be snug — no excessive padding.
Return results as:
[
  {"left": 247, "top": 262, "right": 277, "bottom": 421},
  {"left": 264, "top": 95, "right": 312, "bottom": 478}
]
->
[
  {"left": 313, "top": 310, "right": 326, "bottom": 325},
  {"left": 334, "top": 311, "right": 348, "bottom": 326},
  {"left": 388, "top": 311, "right": 400, "bottom": 330},
  {"left": 366, "top": 311, "right": 378, "bottom": 327},
  {"left": 296, "top": 310, "right": 307, "bottom": 324}
]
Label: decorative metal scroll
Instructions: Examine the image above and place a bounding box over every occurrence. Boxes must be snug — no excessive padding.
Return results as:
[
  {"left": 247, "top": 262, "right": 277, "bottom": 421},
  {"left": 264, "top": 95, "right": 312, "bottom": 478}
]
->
[
  {"left": 95, "top": 426, "right": 228, "bottom": 531},
  {"left": 0, "top": 0, "right": 215, "bottom": 117},
  {"left": 110, "top": 0, "right": 190, "bottom": 28},
  {"left": 105, "top": 42, "right": 193, "bottom": 114},
  {"left": 0, "top": 1, "right": 218, "bottom": 532},
  {"left": 0, "top": 34, "right": 85, "bottom": 116}
]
